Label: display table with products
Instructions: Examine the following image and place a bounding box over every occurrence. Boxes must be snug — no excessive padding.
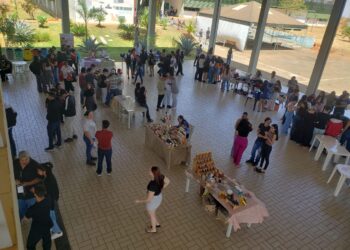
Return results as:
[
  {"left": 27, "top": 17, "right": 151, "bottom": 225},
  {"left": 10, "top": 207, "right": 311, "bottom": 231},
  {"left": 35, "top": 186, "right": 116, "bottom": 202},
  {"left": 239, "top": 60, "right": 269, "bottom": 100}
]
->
[
  {"left": 185, "top": 152, "right": 269, "bottom": 237},
  {"left": 145, "top": 124, "right": 191, "bottom": 169},
  {"left": 80, "top": 58, "right": 115, "bottom": 71}
]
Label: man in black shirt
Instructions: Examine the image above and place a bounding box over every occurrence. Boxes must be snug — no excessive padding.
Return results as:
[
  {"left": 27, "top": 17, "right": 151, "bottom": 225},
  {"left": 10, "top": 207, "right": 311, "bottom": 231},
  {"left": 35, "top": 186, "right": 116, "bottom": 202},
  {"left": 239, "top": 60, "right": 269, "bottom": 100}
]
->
[
  {"left": 45, "top": 92, "right": 62, "bottom": 151},
  {"left": 0, "top": 54, "right": 12, "bottom": 82},
  {"left": 312, "top": 107, "right": 331, "bottom": 147},
  {"left": 13, "top": 151, "right": 41, "bottom": 219},
  {"left": 24, "top": 184, "right": 53, "bottom": 250},
  {"left": 246, "top": 117, "right": 272, "bottom": 166}
]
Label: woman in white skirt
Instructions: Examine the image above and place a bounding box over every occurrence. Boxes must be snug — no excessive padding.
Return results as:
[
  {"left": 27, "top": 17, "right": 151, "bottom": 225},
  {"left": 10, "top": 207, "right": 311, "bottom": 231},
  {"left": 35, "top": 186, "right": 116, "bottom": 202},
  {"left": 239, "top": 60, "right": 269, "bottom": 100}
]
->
[{"left": 135, "top": 166, "right": 170, "bottom": 233}]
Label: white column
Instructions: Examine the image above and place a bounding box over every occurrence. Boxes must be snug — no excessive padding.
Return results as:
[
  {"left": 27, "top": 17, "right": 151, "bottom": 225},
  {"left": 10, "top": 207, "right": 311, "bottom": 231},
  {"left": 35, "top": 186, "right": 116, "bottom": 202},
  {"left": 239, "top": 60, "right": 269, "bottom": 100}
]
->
[
  {"left": 247, "top": 0, "right": 271, "bottom": 75},
  {"left": 306, "top": 0, "right": 347, "bottom": 95},
  {"left": 208, "top": 0, "right": 222, "bottom": 53},
  {"left": 61, "top": 0, "right": 70, "bottom": 34},
  {"left": 147, "top": 0, "right": 157, "bottom": 50}
]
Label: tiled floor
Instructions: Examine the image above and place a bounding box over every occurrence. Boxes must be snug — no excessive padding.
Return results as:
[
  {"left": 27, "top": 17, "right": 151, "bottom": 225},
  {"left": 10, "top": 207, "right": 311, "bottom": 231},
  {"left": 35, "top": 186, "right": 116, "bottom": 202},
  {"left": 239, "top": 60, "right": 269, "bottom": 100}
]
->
[{"left": 3, "top": 61, "right": 350, "bottom": 249}]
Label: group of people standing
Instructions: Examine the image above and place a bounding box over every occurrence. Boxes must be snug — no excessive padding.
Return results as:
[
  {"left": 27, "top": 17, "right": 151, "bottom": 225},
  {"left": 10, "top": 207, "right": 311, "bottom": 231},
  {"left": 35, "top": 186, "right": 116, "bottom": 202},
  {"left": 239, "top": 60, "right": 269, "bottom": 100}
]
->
[{"left": 231, "top": 114, "right": 278, "bottom": 174}]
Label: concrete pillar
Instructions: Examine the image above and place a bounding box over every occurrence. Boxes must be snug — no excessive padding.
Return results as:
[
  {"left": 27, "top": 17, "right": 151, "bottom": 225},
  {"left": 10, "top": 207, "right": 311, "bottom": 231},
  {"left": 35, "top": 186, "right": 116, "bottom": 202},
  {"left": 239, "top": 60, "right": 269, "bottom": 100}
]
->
[
  {"left": 61, "top": 0, "right": 70, "bottom": 34},
  {"left": 247, "top": 0, "right": 271, "bottom": 75},
  {"left": 208, "top": 0, "right": 222, "bottom": 53},
  {"left": 147, "top": 0, "right": 157, "bottom": 50},
  {"left": 134, "top": 0, "right": 141, "bottom": 47},
  {"left": 306, "top": 0, "right": 347, "bottom": 95}
]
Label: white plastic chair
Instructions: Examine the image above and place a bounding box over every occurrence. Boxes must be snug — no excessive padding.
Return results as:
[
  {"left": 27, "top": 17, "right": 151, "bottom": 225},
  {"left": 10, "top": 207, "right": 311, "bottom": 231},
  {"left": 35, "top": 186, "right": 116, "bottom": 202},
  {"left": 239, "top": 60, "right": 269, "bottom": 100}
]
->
[{"left": 327, "top": 164, "right": 350, "bottom": 196}]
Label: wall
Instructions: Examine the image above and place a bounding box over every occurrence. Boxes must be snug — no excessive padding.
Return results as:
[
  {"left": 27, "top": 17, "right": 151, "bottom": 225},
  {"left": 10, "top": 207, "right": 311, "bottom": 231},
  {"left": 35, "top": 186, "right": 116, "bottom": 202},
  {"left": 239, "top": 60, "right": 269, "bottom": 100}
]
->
[{"left": 0, "top": 86, "right": 23, "bottom": 250}]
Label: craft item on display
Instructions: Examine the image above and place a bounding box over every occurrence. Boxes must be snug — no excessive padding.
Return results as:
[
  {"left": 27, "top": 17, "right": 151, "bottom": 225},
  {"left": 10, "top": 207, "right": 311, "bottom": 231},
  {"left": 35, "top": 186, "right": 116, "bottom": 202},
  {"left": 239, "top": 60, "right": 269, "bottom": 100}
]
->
[{"left": 149, "top": 124, "right": 187, "bottom": 147}]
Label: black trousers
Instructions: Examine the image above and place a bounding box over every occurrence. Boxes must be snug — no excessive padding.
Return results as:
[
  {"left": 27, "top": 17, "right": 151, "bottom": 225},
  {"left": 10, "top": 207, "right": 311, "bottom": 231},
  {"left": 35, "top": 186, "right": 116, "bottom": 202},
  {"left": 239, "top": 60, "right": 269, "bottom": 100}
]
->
[
  {"left": 195, "top": 68, "right": 203, "bottom": 81},
  {"left": 176, "top": 63, "right": 183, "bottom": 75},
  {"left": 27, "top": 228, "right": 51, "bottom": 250},
  {"left": 259, "top": 144, "right": 272, "bottom": 170},
  {"left": 157, "top": 94, "right": 164, "bottom": 108},
  {"left": 64, "top": 80, "right": 74, "bottom": 92},
  {"left": 140, "top": 103, "right": 151, "bottom": 121}
]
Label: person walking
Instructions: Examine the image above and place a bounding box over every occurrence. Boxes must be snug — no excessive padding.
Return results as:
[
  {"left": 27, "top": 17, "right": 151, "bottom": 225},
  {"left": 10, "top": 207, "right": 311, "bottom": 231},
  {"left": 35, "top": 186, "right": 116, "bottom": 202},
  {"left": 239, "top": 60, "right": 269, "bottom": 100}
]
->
[
  {"left": 226, "top": 47, "right": 233, "bottom": 65},
  {"left": 148, "top": 50, "right": 156, "bottom": 77},
  {"left": 176, "top": 50, "right": 184, "bottom": 76},
  {"left": 29, "top": 56, "right": 44, "bottom": 93},
  {"left": 281, "top": 100, "right": 297, "bottom": 135},
  {"left": 246, "top": 117, "right": 272, "bottom": 166},
  {"left": 156, "top": 74, "right": 166, "bottom": 111},
  {"left": 135, "top": 166, "right": 170, "bottom": 233},
  {"left": 231, "top": 112, "right": 252, "bottom": 166},
  {"left": 62, "top": 90, "right": 77, "bottom": 143},
  {"left": 124, "top": 50, "right": 132, "bottom": 79},
  {"left": 78, "top": 67, "right": 87, "bottom": 105},
  {"left": 193, "top": 44, "right": 202, "bottom": 67},
  {"left": 95, "top": 120, "right": 113, "bottom": 176},
  {"left": 36, "top": 163, "right": 63, "bottom": 240},
  {"left": 83, "top": 83, "right": 97, "bottom": 114},
  {"left": 61, "top": 61, "right": 75, "bottom": 92},
  {"left": 45, "top": 92, "right": 62, "bottom": 151},
  {"left": 98, "top": 68, "right": 109, "bottom": 104},
  {"left": 24, "top": 184, "right": 53, "bottom": 250},
  {"left": 169, "top": 73, "right": 179, "bottom": 109},
  {"left": 134, "top": 59, "right": 144, "bottom": 84},
  {"left": 205, "top": 28, "right": 210, "bottom": 44},
  {"left": 13, "top": 151, "right": 41, "bottom": 219},
  {"left": 5, "top": 104, "right": 17, "bottom": 159},
  {"left": 164, "top": 74, "right": 172, "bottom": 109},
  {"left": 83, "top": 111, "right": 97, "bottom": 166},
  {"left": 255, "top": 124, "right": 278, "bottom": 173}
]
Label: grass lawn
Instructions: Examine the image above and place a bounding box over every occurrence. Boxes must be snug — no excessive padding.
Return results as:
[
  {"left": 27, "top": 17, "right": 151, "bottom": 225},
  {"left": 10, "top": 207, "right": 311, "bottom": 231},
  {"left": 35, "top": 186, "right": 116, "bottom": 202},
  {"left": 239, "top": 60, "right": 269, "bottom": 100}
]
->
[
  {"left": 20, "top": 20, "right": 191, "bottom": 61},
  {"left": 1, "top": 2, "right": 195, "bottom": 61}
]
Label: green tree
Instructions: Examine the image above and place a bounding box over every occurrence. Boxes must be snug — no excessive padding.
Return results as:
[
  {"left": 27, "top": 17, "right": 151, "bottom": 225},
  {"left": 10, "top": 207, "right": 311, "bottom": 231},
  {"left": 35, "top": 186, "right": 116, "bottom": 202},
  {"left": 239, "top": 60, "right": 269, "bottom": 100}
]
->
[
  {"left": 93, "top": 7, "right": 107, "bottom": 27},
  {"left": 37, "top": 15, "right": 48, "bottom": 28},
  {"left": 76, "top": 0, "right": 99, "bottom": 40},
  {"left": 20, "top": 0, "right": 37, "bottom": 20},
  {"left": 279, "top": 0, "right": 306, "bottom": 16},
  {"left": 140, "top": 8, "right": 149, "bottom": 31},
  {"left": 0, "top": 14, "right": 17, "bottom": 47}
]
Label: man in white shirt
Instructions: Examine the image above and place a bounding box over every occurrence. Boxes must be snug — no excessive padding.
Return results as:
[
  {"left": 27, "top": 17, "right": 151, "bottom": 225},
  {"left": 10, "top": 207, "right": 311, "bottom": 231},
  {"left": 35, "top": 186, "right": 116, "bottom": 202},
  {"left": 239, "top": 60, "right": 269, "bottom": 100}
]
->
[
  {"left": 83, "top": 111, "right": 97, "bottom": 166},
  {"left": 61, "top": 61, "right": 75, "bottom": 92}
]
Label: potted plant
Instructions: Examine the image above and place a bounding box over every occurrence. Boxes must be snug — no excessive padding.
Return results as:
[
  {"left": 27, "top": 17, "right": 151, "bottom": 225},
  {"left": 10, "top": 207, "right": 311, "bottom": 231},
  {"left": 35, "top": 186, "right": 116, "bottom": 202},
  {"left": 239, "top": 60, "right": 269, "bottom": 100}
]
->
[{"left": 78, "top": 37, "right": 103, "bottom": 58}]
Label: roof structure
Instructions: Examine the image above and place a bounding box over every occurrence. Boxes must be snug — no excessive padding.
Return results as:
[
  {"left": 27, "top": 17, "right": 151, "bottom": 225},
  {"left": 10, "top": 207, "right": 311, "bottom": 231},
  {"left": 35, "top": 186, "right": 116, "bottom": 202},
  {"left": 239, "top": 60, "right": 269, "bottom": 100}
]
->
[
  {"left": 198, "top": 1, "right": 307, "bottom": 29},
  {"left": 184, "top": 0, "right": 237, "bottom": 9}
]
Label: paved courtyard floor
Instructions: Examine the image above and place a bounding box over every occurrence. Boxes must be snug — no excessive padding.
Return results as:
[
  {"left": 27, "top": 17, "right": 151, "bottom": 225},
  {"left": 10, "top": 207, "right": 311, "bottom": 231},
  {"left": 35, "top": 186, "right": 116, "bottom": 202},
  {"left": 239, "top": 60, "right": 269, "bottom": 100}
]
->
[{"left": 3, "top": 61, "right": 350, "bottom": 249}]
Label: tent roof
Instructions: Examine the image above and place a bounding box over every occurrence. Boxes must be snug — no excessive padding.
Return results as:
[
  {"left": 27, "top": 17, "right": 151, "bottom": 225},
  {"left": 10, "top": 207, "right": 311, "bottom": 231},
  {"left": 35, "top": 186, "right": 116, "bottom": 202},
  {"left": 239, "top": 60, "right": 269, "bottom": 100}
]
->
[{"left": 198, "top": 1, "right": 307, "bottom": 29}]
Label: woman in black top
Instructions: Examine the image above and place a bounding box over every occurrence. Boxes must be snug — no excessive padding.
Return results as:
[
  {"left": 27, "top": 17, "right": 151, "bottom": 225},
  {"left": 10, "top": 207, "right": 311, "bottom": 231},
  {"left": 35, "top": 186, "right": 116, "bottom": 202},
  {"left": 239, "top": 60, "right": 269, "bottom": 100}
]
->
[
  {"left": 136, "top": 166, "right": 170, "bottom": 233},
  {"left": 290, "top": 95, "right": 308, "bottom": 143},
  {"left": 231, "top": 112, "right": 252, "bottom": 166}
]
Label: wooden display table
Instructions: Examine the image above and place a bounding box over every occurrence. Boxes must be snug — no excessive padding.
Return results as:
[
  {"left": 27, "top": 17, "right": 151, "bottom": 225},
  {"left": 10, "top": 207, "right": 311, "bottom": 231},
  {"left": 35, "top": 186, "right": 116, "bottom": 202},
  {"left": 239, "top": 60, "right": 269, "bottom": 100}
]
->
[
  {"left": 185, "top": 170, "right": 269, "bottom": 237},
  {"left": 145, "top": 125, "right": 191, "bottom": 169}
]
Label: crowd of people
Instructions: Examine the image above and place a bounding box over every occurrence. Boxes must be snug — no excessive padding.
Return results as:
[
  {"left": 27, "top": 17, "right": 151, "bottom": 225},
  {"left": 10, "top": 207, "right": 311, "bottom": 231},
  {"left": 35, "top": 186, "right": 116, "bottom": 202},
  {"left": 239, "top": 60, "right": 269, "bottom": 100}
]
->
[{"left": 3, "top": 39, "right": 350, "bottom": 248}]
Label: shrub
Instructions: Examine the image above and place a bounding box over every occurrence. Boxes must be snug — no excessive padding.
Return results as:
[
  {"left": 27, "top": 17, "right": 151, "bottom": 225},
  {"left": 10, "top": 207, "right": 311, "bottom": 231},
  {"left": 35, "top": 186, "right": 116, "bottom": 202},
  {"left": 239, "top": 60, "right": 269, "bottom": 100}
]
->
[
  {"left": 119, "top": 24, "right": 135, "bottom": 40},
  {"left": 185, "top": 21, "right": 196, "bottom": 34},
  {"left": 37, "top": 15, "right": 48, "bottom": 28},
  {"left": 9, "top": 21, "right": 35, "bottom": 47},
  {"left": 175, "top": 35, "right": 198, "bottom": 56},
  {"left": 160, "top": 18, "right": 168, "bottom": 30},
  {"left": 71, "top": 23, "right": 86, "bottom": 37},
  {"left": 118, "top": 16, "right": 126, "bottom": 25},
  {"left": 34, "top": 31, "right": 51, "bottom": 42}
]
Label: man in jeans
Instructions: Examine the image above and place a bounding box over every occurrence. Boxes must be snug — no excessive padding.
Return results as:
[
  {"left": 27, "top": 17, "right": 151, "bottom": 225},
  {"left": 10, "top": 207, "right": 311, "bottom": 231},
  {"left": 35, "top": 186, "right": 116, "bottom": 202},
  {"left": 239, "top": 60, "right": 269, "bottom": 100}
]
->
[
  {"left": 45, "top": 92, "right": 62, "bottom": 151},
  {"left": 13, "top": 151, "right": 41, "bottom": 219},
  {"left": 83, "top": 111, "right": 97, "bottom": 166},
  {"left": 95, "top": 120, "right": 113, "bottom": 176},
  {"left": 246, "top": 117, "right": 271, "bottom": 166}
]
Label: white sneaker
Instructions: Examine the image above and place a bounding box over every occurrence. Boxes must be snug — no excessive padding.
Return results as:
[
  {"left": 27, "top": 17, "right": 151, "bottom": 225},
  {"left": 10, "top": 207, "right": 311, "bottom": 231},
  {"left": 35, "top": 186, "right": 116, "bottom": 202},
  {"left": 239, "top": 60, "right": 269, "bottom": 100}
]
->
[{"left": 51, "top": 232, "right": 63, "bottom": 240}]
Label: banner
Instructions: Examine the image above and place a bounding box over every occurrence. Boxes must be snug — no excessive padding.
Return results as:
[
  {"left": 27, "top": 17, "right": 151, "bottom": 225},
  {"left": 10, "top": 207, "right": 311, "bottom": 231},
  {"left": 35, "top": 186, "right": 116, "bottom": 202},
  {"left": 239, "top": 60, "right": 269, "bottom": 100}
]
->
[{"left": 60, "top": 33, "right": 74, "bottom": 50}]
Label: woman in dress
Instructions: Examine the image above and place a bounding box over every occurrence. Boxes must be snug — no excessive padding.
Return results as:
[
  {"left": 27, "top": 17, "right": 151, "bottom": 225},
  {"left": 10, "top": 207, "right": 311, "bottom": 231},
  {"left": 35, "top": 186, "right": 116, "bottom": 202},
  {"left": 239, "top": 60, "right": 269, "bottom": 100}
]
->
[
  {"left": 135, "top": 166, "right": 170, "bottom": 233},
  {"left": 255, "top": 124, "right": 278, "bottom": 173},
  {"left": 231, "top": 112, "right": 253, "bottom": 166},
  {"left": 290, "top": 95, "right": 308, "bottom": 143}
]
